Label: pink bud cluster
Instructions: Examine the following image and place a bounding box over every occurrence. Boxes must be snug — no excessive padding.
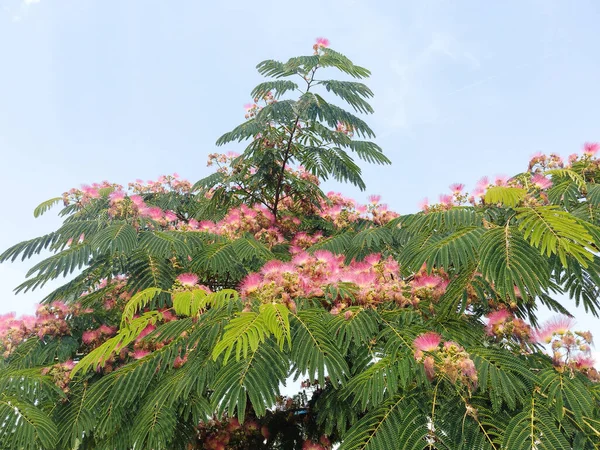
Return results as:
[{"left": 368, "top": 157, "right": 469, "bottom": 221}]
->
[
  {"left": 320, "top": 191, "right": 398, "bottom": 228},
  {"left": 41, "top": 360, "right": 76, "bottom": 394},
  {"left": 240, "top": 251, "right": 409, "bottom": 313},
  {"left": 336, "top": 121, "right": 354, "bottom": 137},
  {"left": 313, "top": 37, "right": 330, "bottom": 54},
  {"left": 128, "top": 173, "right": 192, "bottom": 195},
  {"left": 413, "top": 332, "right": 478, "bottom": 390},
  {"left": 0, "top": 301, "right": 72, "bottom": 358},
  {"left": 422, "top": 142, "right": 599, "bottom": 212},
  {"left": 532, "top": 316, "right": 598, "bottom": 380},
  {"left": 197, "top": 416, "right": 269, "bottom": 450},
  {"left": 411, "top": 268, "right": 450, "bottom": 303},
  {"left": 484, "top": 309, "right": 531, "bottom": 343},
  {"left": 303, "top": 436, "right": 332, "bottom": 450},
  {"left": 62, "top": 181, "right": 121, "bottom": 207},
  {"left": 79, "top": 275, "right": 132, "bottom": 310}
]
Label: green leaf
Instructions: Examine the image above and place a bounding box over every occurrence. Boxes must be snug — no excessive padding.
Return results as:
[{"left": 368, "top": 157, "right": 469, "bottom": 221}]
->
[
  {"left": 516, "top": 206, "right": 597, "bottom": 267},
  {"left": 33, "top": 197, "right": 62, "bottom": 217},
  {"left": 91, "top": 222, "right": 138, "bottom": 254},
  {"left": 479, "top": 225, "right": 550, "bottom": 301},
  {"left": 485, "top": 186, "right": 527, "bottom": 207},
  {"left": 121, "top": 287, "right": 163, "bottom": 325}
]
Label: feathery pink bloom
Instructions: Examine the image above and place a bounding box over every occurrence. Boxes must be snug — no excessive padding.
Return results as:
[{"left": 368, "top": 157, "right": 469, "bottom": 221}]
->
[
  {"left": 412, "top": 274, "right": 444, "bottom": 290},
  {"left": 583, "top": 142, "right": 599, "bottom": 156},
  {"left": 82, "top": 330, "right": 98, "bottom": 344},
  {"left": 98, "top": 324, "right": 116, "bottom": 335},
  {"left": 414, "top": 332, "right": 442, "bottom": 352},
  {"left": 164, "top": 211, "right": 177, "bottom": 222},
  {"left": 130, "top": 195, "right": 145, "bottom": 206},
  {"left": 423, "top": 355, "right": 435, "bottom": 380},
  {"left": 143, "top": 206, "right": 164, "bottom": 220},
  {"left": 573, "top": 354, "right": 595, "bottom": 369},
  {"left": 439, "top": 194, "right": 453, "bottom": 206},
  {"left": 240, "top": 273, "right": 263, "bottom": 296},
  {"left": 244, "top": 103, "right": 256, "bottom": 111},
  {"left": 449, "top": 183, "right": 464, "bottom": 194},
  {"left": 315, "top": 37, "right": 330, "bottom": 48},
  {"left": 62, "top": 359, "right": 76, "bottom": 370},
  {"left": 418, "top": 198, "right": 429, "bottom": 211},
  {"left": 137, "top": 324, "right": 156, "bottom": 340},
  {"left": 533, "top": 316, "right": 575, "bottom": 343},
  {"left": 531, "top": 174, "right": 552, "bottom": 190},
  {"left": 109, "top": 190, "right": 125, "bottom": 202},
  {"left": 133, "top": 349, "right": 150, "bottom": 360},
  {"left": 485, "top": 310, "right": 512, "bottom": 335},
  {"left": 476, "top": 176, "right": 490, "bottom": 190},
  {"left": 368, "top": 194, "right": 381, "bottom": 205},
  {"left": 494, "top": 175, "right": 508, "bottom": 186},
  {"left": 486, "top": 310, "right": 511, "bottom": 326},
  {"left": 176, "top": 273, "right": 199, "bottom": 286}
]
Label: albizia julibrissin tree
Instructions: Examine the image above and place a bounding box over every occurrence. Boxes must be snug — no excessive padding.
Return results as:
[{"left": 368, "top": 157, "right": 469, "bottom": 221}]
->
[{"left": 1, "top": 39, "right": 600, "bottom": 450}]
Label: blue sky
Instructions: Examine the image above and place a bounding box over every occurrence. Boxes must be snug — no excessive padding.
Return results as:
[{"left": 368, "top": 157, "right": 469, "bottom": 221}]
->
[{"left": 1, "top": 1, "right": 599, "bottom": 346}]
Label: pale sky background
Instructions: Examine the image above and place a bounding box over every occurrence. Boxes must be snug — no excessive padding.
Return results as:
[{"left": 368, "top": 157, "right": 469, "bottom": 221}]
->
[{"left": 1, "top": 0, "right": 599, "bottom": 362}]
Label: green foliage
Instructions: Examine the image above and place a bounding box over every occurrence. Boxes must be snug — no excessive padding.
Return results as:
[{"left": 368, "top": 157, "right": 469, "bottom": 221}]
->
[{"left": 2, "top": 42, "right": 600, "bottom": 450}]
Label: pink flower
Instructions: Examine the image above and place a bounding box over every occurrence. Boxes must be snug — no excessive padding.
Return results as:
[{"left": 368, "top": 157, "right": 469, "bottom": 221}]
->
[
  {"left": 142, "top": 206, "right": 163, "bottom": 220},
  {"left": 137, "top": 324, "right": 156, "bottom": 340},
  {"left": 164, "top": 211, "right": 177, "bottom": 222},
  {"left": 494, "top": 175, "right": 508, "bottom": 186},
  {"left": 315, "top": 37, "right": 330, "bottom": 48},
  {"left": 412, "top": 274, "right": 444, "bottom": 290},
  {"left": 98, "top": 324, "right": 116, "bottom": 336},
  {"left": 109, "top": 190, "right": 125, "bottom": 202},
  {"left": 573, "top": 354, "right": 595, "bottom": 369},
  {"left": 485, "top": 309, "right": 512, "bottom": 335},
  {"left": 414, "top": 332, "right": 442, "bottom": 352},
  {"left": 531, "top": 174, "right": 552, "bottom": 190},
  {"left": 82, "top": 330, "right": 98, "bottom": 344},
  {"left": 176, "top": 273, "right": 199, "bottom": 286},
  {"left": 439, "top": 194, "right": 453, "bottom": 207},
  {"left": 418, "top": 198, "right": 429, "bottom": 211},
  {"left": 486, "top": 309, "right": 511, "bottom": 326},
  {"left": 423, "top": 355, "right": 435, "bottom": 380},
  {"left": 244, "top": 103, "right": 256, "bottom": 111},
  {"left": 239, "top": 273, "right": 263, "bottom": 296},
  {"left": 130, "top": 195, "right": 145, "bottom": 206},
  {"left": 533, "top": 316, "right": 575, "bottom": 343},
  {"left": 367, "top": 194, "right": 381, "bottom": 205},
  {"left": 476, "top": 176, "right": 490, "bottom": 190},
  {"left": 62, "top": 359, "right": 76, "bottom": 370},
  {"left": 132, "top": 349, "right": 150, "bottom": 360},
  {"left": 449, "top": 183, "right": 464, "bottom": 194},
  {"left": 583, "top": 142, "right": 599, "bottom": 157}
]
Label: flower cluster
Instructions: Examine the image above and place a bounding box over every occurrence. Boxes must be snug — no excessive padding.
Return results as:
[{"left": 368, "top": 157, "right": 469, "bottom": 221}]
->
[
  {"left": 410, "top": 266, "right": 449, "bottom": 305},
  {"left": 240, "top": 251, "right": 409, "bottom": 313},
  {"left": 196, "top": 416, "right": 269, "bottom": 450},
  {"left": 0, "top": 302, "right": 73, "bottom": 358},
  {"left": 319, "top": 192, "right": 398, "bottom": 228},
  {"left": 62, "top": 181, "right": 121, "bottom": 207},
  {"left": 422, "top": 142, "right": 600, "bottom": 211},
  {"left": 313, "top": 37, "right": 330, "bottom": 54},
  {"left": 335, "top": 120, "right": 354, "bottom": 137},
  {"left": 128, "top": 173, "right": 192, "bottom": 195},
  {"left": 413, "top": 332, "right": 478, "bottom": 390},
  {"left": 484, "top": 309, "right": 531, "bottom": 343},
  {"left": 41, "top": 360, "right": 76, "bottom": 395},
  {"left": 533, "top": 316, "right": 598, "bottom": 380}
]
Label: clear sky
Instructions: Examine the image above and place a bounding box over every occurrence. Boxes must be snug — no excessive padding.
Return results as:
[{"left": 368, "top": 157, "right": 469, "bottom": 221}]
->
[{"left": 1, "top": 0, "right": 599, "bottom": 352}]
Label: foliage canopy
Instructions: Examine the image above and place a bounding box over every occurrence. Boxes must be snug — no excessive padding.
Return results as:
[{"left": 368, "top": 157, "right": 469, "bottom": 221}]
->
[{"left": 1, "top": 40, "right": 600, "bottom": 450}]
